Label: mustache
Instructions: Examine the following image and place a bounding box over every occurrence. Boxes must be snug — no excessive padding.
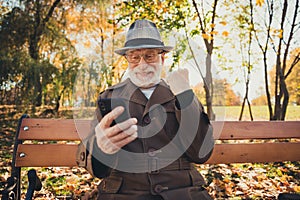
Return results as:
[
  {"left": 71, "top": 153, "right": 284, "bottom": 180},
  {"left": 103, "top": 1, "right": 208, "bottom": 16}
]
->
[{"left": 132, "top": 65, "right": 155, "bottom": 73}]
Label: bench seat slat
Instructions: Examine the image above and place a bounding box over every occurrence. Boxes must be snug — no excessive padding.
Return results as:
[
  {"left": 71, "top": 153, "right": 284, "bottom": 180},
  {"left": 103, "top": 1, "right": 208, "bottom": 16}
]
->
[
  {"left": 15, "top": 142, "right": 300, "bottom": 167},
  {"left": 206, "top": 142, "right": 300, "bottom": 164},
  {"left": 18, "top": 119, "right": 300, "bottom": 141}
]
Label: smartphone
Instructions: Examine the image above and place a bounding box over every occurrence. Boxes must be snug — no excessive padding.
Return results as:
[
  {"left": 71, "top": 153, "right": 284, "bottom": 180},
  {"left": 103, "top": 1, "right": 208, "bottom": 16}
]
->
[{"left": 97, "top": 98, "right": 130, "bottom": 126}]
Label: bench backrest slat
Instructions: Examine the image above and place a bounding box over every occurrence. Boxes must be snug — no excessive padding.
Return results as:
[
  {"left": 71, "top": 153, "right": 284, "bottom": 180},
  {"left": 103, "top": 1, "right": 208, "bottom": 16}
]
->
[
  {"left": 18, "top": 118, "right": 90, "bottom": 140},
  {"left": 213, "top": 121, "right": 300, "bottom": 139},
  {"left": 18, "top": 119, "right": 300, "bottom": 140},
  {"left": 206, "top": 142, "right": 300, "bottom": 164},
  {"left": 16, "top": 144, "right": 78, "bottom": 167}
]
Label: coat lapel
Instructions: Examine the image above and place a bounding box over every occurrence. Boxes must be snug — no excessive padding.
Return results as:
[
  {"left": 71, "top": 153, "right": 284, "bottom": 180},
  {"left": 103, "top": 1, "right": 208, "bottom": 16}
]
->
[
  {"left": 144, "top": 80, "right": 175, "bottom": 114},
  {"left": 110, "top": 78, "right": 148, "bottom": 106},
  {"left": 109, "top": 78, "right": 175, "bottom": 115}
]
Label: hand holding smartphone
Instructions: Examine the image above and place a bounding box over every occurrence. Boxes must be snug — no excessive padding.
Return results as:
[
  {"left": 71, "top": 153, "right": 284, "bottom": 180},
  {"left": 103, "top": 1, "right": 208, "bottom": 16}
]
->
[
  {"left": 98, "top": 98, "right": 130, "bottom": 126},
  {"left": 95, "top": 98, "right": 137, "bottom": 154}
]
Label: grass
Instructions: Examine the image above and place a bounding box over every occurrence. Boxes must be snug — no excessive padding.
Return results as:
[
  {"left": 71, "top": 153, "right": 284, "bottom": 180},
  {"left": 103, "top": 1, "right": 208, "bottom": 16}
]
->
[{"left": 213, "top": 105, "right": 300, "bottom": 121}]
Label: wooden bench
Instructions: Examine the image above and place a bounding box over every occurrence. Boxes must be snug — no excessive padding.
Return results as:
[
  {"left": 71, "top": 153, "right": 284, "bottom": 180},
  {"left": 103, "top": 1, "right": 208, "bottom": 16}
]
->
[{"left": 2, "top": 114, "right": 300, "bottom": 200}]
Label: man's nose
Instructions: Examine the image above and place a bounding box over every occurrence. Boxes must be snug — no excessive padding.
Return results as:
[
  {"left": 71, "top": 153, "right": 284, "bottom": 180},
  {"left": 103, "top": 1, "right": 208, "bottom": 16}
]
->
[{"left": 138, "top": 56, "right": 147, "bottom": 64}]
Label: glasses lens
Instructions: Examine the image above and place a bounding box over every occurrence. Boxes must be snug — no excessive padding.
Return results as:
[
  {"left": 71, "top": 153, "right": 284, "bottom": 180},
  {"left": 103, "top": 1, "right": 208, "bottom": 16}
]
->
[
  {"left": 125, "top": 50, "right": 162, "bottom": 63},
  {"left": 144, "top": 53, "right": 157, "bottom": 62},
  {"left": 126, "top": 54, "right": 141, "bottom": 63}
]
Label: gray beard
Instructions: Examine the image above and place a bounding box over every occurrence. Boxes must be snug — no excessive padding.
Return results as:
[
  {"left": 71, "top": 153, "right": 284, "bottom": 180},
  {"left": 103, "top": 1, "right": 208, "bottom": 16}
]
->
[{"left": 128, "top": 65, "right": 162, "bottom": 88}]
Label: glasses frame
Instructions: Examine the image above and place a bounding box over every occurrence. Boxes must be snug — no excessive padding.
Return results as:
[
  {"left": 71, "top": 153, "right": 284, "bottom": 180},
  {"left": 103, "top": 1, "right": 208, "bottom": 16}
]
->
[{"left": 124, "top": 49, "right": 164, "bottom": 64}]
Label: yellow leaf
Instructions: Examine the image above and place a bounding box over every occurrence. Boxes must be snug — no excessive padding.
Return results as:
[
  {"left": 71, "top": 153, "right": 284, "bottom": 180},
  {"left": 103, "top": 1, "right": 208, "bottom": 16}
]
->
[
  {"left": 220, "top": 21, "right": 227, "bottom": 26},
  {"left": 65, "top": 184, "right": 75, "bottom": 190},
  {"left": 202, "top": 33, "right": 211, "bottom": 40},
  {"left": 175, "top": 1, "right": 181, "bottom": 7},
  {"left": 223, "top": 178, "right": 230, "bottom": 183},
  {"left": 210, "top": 23, "right": 216, "bottom": 28},
  {"left": 256, "top": 0, "right": 264, "bottom": 6},
  {"left": 254, "top": 174, "right": 266, "bottom": 181},
  {"left": 278, "top": 29, "right": 283, "bottom": 38},
  {"left": 211, "top": 31, "right": 218, "bottom": 35},
  {"left": 84, "top": 40, "right": 91, "bottom": 48},
  {"left": 254, "top": 183, "right": 264, "bottom": 189},
  {"left": 66, "top": 176, "right": 78, "bottom": 184},
  {"left": 294, "top": 186, "right": 300, "bottom": 192},
  {"left": 222, "top": 31, "right": 229, "bottom": 37},
  {"left": 225, "top": 185, "right": 233, "bottom": 194}
]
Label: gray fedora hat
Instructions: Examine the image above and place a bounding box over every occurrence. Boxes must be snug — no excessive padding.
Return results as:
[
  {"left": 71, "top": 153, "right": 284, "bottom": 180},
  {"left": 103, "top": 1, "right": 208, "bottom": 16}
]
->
[{"left": 115, "top": 19, "right": 174, "bottom": 55}]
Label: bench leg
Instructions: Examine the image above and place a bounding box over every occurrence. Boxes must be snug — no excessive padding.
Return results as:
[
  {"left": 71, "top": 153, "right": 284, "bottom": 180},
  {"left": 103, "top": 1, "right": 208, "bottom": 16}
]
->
[
  {"left": 1, "top": 175, "right": 19, "bottom": 200},
  {"left": 25, "top": 169, "right": 42, "bottom": 200},
  {"left": 1, "top": 114, "right": 29, "bottom": 200}
]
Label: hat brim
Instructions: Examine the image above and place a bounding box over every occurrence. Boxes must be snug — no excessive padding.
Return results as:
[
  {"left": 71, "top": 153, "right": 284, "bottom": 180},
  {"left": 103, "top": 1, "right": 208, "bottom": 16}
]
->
[{"left": 115, "top": 45, "right": 174, "bottom": 55}]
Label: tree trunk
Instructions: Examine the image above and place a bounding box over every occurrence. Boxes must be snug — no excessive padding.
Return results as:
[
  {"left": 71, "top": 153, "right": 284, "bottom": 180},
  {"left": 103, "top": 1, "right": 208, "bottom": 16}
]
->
[
  {"left": 191, "top": 0, "right": 217, "bottom": 120},
  {"left": 205, "top": 52, "right": 214, "bottom": 120},
  {"left": 280, "top": 79, "right": 289, "bottom": 120},
  {"left": 27, "top": 0, "right": 61, "bottom": 106},
  {"left": 54, "top": 95, "right": 61, "bottom": 113},
  {"left": 240, "top": 0, "right": 254, "bottom": 121},
  {"left": 255, "top": 0, "right": 274, "bottom": 120},
  {"left": 273, "top": 0, "right": 288, "bottom": 121}
]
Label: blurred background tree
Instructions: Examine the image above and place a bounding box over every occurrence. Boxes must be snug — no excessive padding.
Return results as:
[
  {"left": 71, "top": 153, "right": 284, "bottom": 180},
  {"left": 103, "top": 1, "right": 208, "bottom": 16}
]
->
[{"left": 0, "top": 0, "right": 299, "bottom": 120}]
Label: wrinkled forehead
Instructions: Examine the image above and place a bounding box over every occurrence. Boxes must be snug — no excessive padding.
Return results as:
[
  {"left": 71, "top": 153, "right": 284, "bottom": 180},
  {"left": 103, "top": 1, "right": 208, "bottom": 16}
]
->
[{"left": 126, "top": 48, "right": 161, "bottom": 54}]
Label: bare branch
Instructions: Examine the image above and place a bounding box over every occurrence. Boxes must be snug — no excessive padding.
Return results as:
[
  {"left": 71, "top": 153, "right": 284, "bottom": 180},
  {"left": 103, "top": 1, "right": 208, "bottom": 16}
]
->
[
  {"left": 282, "top": 0, "right": 299, "bottom": 74},
  {"left": 43, "top": 0, "right": 61, "bottom": 25},
  {"left": 285, "top": 52, "right": 300, "bottom": 78}
]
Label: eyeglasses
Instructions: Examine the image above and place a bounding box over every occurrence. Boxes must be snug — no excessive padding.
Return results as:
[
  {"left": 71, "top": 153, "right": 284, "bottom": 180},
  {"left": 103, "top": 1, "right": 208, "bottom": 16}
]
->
[{"left": 124, "top": 50, "right": 164, "bottom": 64}]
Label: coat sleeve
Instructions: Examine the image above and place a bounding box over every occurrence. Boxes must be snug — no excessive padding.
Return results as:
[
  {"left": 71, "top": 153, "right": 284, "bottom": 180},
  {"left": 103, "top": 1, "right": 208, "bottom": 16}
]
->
[{"left": 174, "top": 90, "right": 215, "bottom": 164}]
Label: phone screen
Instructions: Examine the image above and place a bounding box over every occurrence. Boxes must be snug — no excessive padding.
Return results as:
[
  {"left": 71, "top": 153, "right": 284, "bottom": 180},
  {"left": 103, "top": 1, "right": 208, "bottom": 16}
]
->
[{"left": 97, "top": 98, "right": 130, "bottom": 126}]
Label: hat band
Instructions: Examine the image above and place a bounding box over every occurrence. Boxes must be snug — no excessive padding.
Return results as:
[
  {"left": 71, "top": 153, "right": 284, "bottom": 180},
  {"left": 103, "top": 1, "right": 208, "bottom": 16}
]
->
[{"left": 125, "top": 38, "right": 164, "bottom": 48}]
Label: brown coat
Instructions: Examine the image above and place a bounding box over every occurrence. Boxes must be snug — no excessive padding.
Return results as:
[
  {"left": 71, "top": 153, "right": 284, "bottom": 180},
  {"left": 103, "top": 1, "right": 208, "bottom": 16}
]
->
[{"left": 77, "top": 79, "right": 214, "bottom": 200}]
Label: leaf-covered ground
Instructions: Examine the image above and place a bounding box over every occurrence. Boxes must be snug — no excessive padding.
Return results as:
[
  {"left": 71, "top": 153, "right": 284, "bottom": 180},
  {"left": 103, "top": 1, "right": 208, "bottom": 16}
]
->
[{"left": 0, "top": 107, "right": 299, "bottom": 199}]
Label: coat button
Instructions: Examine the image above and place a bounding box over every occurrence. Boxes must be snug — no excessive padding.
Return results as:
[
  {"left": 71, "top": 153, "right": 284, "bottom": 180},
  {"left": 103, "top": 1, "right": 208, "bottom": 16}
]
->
[
  {"left": 143, "top": 115, "right": 151, "bottom": 124},
  {"left": 148, "top": 148, "right": 156, "bottom": 157},
  {"left": 80, "top": 152, "right": 85, "bottom": 161},
  {"left": 154, "top": 185, "right": 168, "bottom": 193}
]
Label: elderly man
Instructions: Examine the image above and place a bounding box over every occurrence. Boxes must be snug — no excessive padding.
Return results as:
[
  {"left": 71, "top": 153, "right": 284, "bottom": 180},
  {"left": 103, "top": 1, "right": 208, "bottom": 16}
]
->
[{"left": 77, "top": 19, "right": 214, "bottom": 200}]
